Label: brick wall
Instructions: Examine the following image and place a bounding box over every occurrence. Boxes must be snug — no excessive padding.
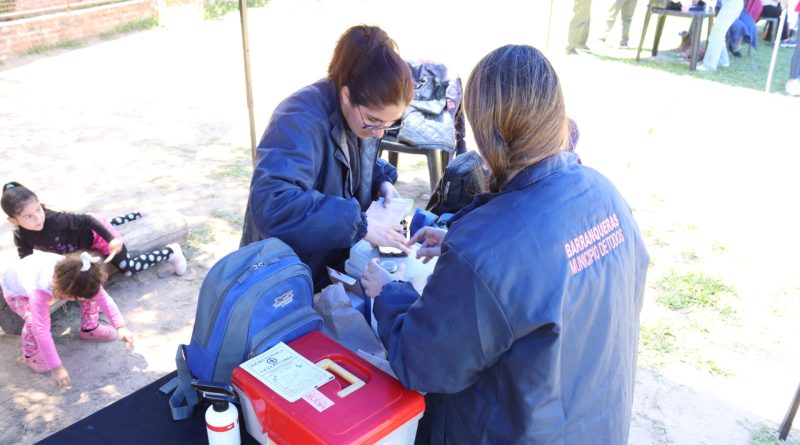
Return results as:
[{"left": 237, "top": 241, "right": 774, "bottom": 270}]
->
[
  {"left": 9, "top": 0, "right": 99, "bottom": 15},
  {"left": 0, "top": 0, "right": 157, "bottom": 61}
]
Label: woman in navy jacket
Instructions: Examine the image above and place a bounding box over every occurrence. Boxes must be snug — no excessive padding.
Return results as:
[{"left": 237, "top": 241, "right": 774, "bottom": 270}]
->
[
  {"left": 240, "top": 25, "right": 413, "bottom": 291},
  {"left": 361, "top": 45, "right": 649, "bottom": 444}
]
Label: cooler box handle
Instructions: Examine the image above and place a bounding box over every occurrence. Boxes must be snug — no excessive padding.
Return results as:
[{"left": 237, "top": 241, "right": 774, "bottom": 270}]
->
[{"left": 316, "top": 359, "right": 365, "bottom": 398}]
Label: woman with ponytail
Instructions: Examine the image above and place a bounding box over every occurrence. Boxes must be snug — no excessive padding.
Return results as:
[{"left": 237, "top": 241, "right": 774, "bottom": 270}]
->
[
  {"left": 1, "top": 251, "right": 133, "bottom": 387},
  {"left": 240, "top": 24, "right": 414, "bottom": 292},
  {"left": 361, "top": 45, "right": 649, "bottom": 444}
]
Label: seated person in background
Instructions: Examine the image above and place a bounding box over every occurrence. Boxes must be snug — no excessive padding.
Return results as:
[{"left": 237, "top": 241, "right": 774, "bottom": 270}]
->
[
  {"left": 786, "top": 1, "right": 800, "bottom": 95},
  {"left": 761, "top": 0, "right": 790, "bottom": 41},
  {"left": 240, "top": 25, "right": 413, "bottom": 292},
  {"left": 361, "top": 44, "right": 649, "bottom": 444}
]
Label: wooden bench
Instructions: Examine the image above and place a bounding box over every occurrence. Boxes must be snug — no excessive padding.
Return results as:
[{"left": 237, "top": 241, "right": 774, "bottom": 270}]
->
[{"left": 0, "top": 212, "right": 188, "bottom": 334}]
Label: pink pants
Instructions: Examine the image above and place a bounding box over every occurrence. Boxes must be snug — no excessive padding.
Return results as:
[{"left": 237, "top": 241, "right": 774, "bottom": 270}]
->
[
  {"left": 88, "top": 213, "right": 122, "bottom": 255},
  {"left": 4, "top": 295, "right": 102, "bottom": 357}
]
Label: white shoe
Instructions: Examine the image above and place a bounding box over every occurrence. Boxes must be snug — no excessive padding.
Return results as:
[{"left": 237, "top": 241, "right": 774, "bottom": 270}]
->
[
  {"left": 696, "top": 64, "right": 715, "bottom": 72},
  {"left": 167, "top": 243, "right": 187, "bottom": 275},
  {"left": 786, "top": 79, "right": 800, "bottom": 96}
]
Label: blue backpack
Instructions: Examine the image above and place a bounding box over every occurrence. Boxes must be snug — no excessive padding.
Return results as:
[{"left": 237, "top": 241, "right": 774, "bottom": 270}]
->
[{"left": 161, "top": 237, "right": 323, "bottom": 420}]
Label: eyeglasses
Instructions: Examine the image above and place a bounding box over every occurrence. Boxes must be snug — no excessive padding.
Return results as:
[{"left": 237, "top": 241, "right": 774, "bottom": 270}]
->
[{"left": 357, "top": 105, "right": 403, "bottom": 131}]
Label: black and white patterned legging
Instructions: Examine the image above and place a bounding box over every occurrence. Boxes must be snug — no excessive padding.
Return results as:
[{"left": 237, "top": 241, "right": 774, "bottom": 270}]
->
[{"left": 109, "top": 212, "right": 175, "bottom": 277}]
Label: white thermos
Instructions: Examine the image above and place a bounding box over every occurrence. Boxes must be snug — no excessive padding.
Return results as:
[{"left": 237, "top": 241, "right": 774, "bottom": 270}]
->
[{"left": 192, "top": 381, "right": 241, "bottom": 445}]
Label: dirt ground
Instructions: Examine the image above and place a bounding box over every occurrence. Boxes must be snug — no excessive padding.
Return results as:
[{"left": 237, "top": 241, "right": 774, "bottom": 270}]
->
[{"left": 1, "top": 0, "right": 799, "bottom": 444}]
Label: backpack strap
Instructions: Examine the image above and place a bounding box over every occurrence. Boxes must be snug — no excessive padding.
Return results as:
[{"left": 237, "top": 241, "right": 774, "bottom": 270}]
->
[{"left": 158, "top": 344, "right": 200, "bottom": 420}]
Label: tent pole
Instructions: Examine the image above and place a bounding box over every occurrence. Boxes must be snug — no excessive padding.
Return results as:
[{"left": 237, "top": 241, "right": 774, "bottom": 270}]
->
[
  {"left": 765, "top": 11, "right": 787, "bottom": 93},
  {"left": 239, "top": 0, "right": 257, "bottom": 164}
]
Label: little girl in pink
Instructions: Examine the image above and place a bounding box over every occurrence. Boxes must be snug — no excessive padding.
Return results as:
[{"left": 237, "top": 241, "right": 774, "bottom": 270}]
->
[{"left": 1, "top": 251, "right": 134, "bottom": 387}]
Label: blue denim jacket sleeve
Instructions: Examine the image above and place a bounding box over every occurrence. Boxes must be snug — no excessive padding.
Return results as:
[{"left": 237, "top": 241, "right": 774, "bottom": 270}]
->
[
  {"left": 248, "top": 111, "right": 363, "bottom": 255},
  {"left": 374, "top": 241, "right": 513, "bottom": 394},
  {"left": 371, "top": 156, "right": 398, "bottom": 198}
]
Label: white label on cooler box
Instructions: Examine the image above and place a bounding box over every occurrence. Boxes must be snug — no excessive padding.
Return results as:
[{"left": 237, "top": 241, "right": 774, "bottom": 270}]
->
[
  {"left": 240, "top": 342, "right": 334, "bottom": 402},
  {"left": 302, "top": 388, "right": 335, "bottom": 412}
]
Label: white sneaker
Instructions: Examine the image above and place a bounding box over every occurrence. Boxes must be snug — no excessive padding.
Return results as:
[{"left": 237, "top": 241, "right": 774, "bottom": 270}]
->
[
  {"left": 786, "top": 79, "right": 800, "bottom": 97},
  {"left": 696, "top": 64, "right": 715, "bottom": 72},
  {"left": 167, "top": 243, "right": 187, "bottom": 275}
]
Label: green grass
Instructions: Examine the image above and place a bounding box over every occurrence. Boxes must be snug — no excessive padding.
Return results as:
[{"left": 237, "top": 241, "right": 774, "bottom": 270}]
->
[
  {"left": 697, "top": 358, "right": 733, "bottom": 377},
  {"left": 212, "top": 162, "right": 250, "bottom": 180},
  {"left": 21, "top": 16, "right": 158, "bottom": 56},
  {"left": 640, "top": 320, "right": 677, "bottom": 355},
  {"left": 746, "top": 421, "right": 799, "bottom": 445},
  {"left": 638, "top": 317, "right": 735, "bottom": 375},
  {"left": 596, "top": 42, "right": 796, "bottom": 94},
  {"left": 655, "top": 270, "right": 736, "bottom": 312},
  {"left": 679, "top": 248, "right": 698, "bottom": 262},
  {"left": 188, "top": 226, "right": 214, "bottom": 250},
  {"left": 24, "top": 39, "right": 83, "bottom": 56},
  {"left": 211, "top": 209, "right": 244, "bottom": 231},
  {"left": 711, "top": 240, "right": 727, "bottom": 253},
  {"left": 205, "top": 0, "right": 270, "bottom": 20},
  {"left": 99, "top": 16, "right": 159, "bottom": 40}
]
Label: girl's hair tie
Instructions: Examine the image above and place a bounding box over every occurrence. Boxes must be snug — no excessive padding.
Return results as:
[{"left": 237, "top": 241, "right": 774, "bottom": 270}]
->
[
  {"left": 3, "top": 183, "right": 15, "bottom": 191},
  {"left": 80, "top": 252, "right": 101, "bottom": 272}
]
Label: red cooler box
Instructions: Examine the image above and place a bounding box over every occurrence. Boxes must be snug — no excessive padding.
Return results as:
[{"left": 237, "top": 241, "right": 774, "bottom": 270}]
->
[{"left": 231, "top": 331, "right": 425, "bottom": 444}]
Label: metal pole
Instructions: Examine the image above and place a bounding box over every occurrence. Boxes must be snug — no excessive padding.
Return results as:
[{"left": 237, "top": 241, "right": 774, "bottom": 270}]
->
[
  {"left": 765, "top": 11, "right": 787, "bottom": 93},
  {"left": 239, "top": 0, "right": 257, "bottom": 164}
]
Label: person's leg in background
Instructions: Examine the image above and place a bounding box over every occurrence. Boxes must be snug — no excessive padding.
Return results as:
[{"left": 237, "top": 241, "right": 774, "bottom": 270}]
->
[
  {"left": 786, "top": 13, "right": 800, "bottom": 96},
  {"left": 109, "top": 212, "right": 143, "bottom": 226},
  {"left": 3, "top": 293, "right": 49, "bottom": 372},
  {"left": 761, "top": 4, "right": 790, "bottom": 41},
  {"left": 79, "top": 298, "right": 117, "bottom": 340},
  {"left": 110, "top": 244, "right": 185, "bottom": 277},
  {"left": 601, "top": 0, "right": 623, "bottom": 44},
  {"left": 620, "top": 0, "right": 639, "bottom": 46},
  {"left": 701, "top": 0, "right": 745, "bottom": 70},
  {"left": 567, "top": 0, "right": 594, "bottom": 54}
]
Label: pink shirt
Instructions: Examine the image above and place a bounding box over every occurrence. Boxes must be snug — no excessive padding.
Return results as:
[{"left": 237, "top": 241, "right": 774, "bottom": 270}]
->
[{"left": 1, "top": 252, "right": 124, "bottom": 369}]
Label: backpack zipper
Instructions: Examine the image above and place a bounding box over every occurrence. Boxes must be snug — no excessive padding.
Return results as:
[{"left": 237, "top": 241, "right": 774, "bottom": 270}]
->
[{"left": 202, "top": 253, "right": 297, "bottom": 347}]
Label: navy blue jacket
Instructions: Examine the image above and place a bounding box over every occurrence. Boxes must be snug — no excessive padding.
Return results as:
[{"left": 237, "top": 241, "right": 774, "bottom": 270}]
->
[
  {"left": 240, "top": 79, "right": 397, "bottom": 291},
  {"left": 374, "top": 152, "right": 649, "bottom": 444}
]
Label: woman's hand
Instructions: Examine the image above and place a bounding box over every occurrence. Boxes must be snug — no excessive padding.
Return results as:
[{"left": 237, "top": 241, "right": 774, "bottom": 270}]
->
[
  {"left": 52, "top": 365, "right": 71, "bottom": 387},
  {"left": 378, "top": 181, "right": 401, "bottom": 207},
  {"left": 117, "top": 327, "right": 134, "bottom": 350},
  {"left": 105, "top": 238, "right": 124, "bottom": 263},
  {"left": 407, "top": 227, "right": 447, "bottom": 263},
  {"left": 363, "top": 218, "right": 411, "bottom": 254},
  {"left": 361, "top": 258, "right": 405, "bottom": 298}
]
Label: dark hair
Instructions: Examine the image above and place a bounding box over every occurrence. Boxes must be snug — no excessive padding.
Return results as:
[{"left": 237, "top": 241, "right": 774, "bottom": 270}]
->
[
  {"left": 465, "top": 45, "right": 568, "bottom": 192},
  {"left": 1, "top": 182, "right": 39, "bottom": 218},
  {"left": 53, "top": 252, "right": 108, "bottom": 300},
  {"left": 328, "top": 25, "right": 413, "bottom": 108}
]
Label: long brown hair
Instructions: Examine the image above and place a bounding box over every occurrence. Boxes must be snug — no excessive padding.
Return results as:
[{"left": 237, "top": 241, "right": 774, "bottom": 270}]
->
[
  {"left": 464, "top": 45, "right": 569, "bottom": 193},
  {"left": 328, "top": 25, "right": 413, "bottom": 108},
  {"left": 53, "top": 252, "right": 108, "bottom": 300},
  {"left": 2, "top": 181, "right": 39, "bottom": 218}
]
